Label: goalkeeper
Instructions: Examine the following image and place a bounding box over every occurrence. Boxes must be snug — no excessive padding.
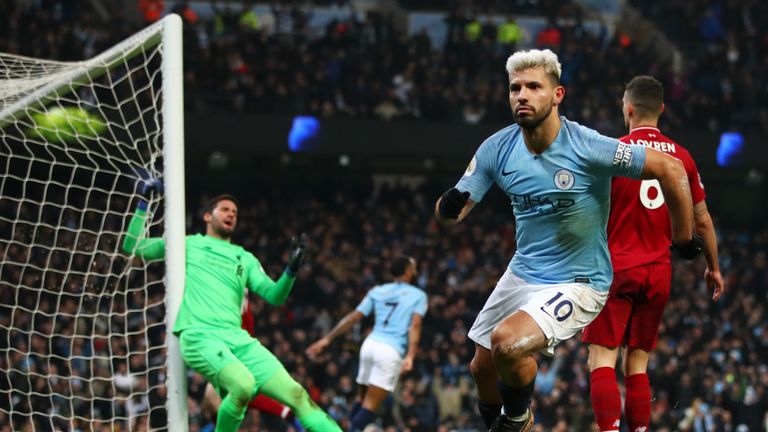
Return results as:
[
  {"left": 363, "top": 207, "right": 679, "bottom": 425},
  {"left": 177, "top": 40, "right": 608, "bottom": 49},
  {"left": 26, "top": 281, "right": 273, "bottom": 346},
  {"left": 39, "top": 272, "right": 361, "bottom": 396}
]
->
[{"left": 122, "top": 189, "right": 341, "bottom": 432}]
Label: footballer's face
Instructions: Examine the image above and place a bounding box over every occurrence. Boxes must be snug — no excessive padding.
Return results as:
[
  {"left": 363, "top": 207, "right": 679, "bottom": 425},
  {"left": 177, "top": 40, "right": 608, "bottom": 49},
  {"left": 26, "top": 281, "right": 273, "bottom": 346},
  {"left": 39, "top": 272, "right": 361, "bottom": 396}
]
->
[
  {"left": 205, "top": 199, "right": 238, "bottom": 239},
  {"left": 508, "top": 67, "right": 564, "bottom": 130}
]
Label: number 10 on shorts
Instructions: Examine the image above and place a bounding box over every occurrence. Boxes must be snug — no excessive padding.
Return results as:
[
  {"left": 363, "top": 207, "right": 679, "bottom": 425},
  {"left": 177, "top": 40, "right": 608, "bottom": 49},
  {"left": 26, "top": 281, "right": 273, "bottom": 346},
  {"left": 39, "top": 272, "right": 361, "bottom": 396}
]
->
[{"left": 540, "top": 292, "right": 574, "bottom": 322}]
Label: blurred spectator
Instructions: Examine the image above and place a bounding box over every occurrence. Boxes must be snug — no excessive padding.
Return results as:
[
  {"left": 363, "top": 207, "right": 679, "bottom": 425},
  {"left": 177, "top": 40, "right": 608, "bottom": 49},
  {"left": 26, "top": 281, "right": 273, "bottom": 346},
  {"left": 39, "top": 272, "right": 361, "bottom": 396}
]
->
[
  {"left": 496, "top": 16, "right": 524, "bottom": 52},
  {"left": 138, "top": 0, "right": 164, "bottom": 24}
]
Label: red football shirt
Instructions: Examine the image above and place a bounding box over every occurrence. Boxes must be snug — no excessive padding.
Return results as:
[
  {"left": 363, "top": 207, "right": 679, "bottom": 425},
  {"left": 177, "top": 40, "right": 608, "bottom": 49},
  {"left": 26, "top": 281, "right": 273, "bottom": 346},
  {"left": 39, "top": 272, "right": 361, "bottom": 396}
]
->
[{"left": 608, "top": 126, "right": 706, "bottom": 271}]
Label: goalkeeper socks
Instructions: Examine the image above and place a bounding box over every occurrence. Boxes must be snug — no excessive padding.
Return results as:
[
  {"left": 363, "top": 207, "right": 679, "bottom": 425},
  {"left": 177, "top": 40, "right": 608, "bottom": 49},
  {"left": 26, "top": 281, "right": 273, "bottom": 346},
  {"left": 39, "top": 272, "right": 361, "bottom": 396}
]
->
[
  {"left": 477, "top": 400, "right": 503, "bottom": 429},
  {"left": 349, "top": 408, "right": 375, "bottom": 432},
  {"left": 260, "top": 368, "right": 342, "bottom": 432},
  {"left": 298, "top": 409, "right": 342, "bottom": 432},
  {"left": 625, "top": 373, "right": 651, "bottom": 432},
  {"left": 590, "top": 367, "right": 621, "bottom": 431},
  {"left": 216, "top": 395, "right": 246, "bottom": 432}
]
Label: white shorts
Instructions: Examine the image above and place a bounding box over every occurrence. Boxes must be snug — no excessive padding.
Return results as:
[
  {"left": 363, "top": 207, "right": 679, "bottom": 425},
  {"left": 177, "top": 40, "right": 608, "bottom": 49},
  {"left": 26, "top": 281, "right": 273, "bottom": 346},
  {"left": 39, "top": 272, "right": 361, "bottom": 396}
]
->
[
  {"left": 468, "top": 268, "right": 608, "bottom": 355},
  {"left": 356, "top": 337, "right": 403, "bottom": 392}
]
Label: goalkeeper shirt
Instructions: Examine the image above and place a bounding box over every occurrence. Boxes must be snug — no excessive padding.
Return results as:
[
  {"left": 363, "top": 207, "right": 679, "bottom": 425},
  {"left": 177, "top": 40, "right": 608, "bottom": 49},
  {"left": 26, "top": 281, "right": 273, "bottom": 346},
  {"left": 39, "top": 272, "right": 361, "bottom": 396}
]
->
[{"left": 122, "top": 208, "right": 295, "bottom": 334}]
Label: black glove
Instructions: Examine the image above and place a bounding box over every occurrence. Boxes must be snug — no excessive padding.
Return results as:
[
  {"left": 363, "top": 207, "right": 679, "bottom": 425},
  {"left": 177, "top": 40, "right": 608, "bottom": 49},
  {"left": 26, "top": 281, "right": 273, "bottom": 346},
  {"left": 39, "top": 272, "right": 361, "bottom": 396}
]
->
[
  {"left": 671, "top": 233, "right": 704, "bottom": 260},
  {"left": 135, "top": 178, "right": 162, "bottom": 211},
  {"left": 438, "top": 188, "right": 470, "bottom": 220},
  {"left": 286, "top": 233, "right": 307, "bottom": 275},
  {"left": 138, "top": 178, "right": 163, "bottom": 199}
]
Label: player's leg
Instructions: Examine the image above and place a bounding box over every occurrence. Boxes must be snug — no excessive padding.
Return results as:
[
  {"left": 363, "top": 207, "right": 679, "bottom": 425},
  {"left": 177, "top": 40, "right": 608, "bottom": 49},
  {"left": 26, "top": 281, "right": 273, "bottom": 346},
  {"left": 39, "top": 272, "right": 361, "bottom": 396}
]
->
[
  {"left": 349, "top": 338, "right": 402, "bottom": 432},
  {"left": 467, "top": 269, "right": 531, "bottom": 428},
  {"left": 350, "top": 385, "right": 389, "bottom": 432},
  {"left": 217, "top": 362, "right": 257, "bottom": 431},
  {"left": 586, "top": 345, "right": 621, "bottom": 432},
  {"left": 622, "top": 347, "right": 651, "bottom": 432},
  {"left": 249, "top": 394, "right": 293, "bottom": 420},
  {"left": 259, "top": 367, "right": 342, "bottom": 432},
  {"left": 228, "top": 329, "right": 340, "bottom": 432},
  {"left": 201, "top": 379, "right": 296, "bottom": 424},
  {"left": 582, "top": 268, "right": 638, "bottom": 432},
  {"left": 623, "top": 262, "right": 671, "bottom": 432},
  {"left": 202, "top": 382, "right": 222, "bottom": 418},
  {"left": 470, "top": 343, "right": 503, "bottom": 428},
  {"left": 350, "top": 385, "right": 367, "bottom": 420},
  {"left": 491, "top": 282, "right": 608, "bottom": 430},
  {"left": 490, "top": 309, "right": 547, "bottom": 429},
  {"left": 178, "top": 329, "right": 256, "bottom": 432}
]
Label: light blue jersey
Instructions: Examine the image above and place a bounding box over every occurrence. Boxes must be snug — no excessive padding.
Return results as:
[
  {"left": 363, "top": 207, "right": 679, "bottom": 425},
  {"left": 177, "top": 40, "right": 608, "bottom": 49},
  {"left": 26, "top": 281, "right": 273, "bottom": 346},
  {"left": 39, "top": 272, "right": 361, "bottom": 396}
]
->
[
  {"left": 356, "top": 282, "right": 428, "bottom": 356},
  {"left": 456, "top": 117, "right": 647, "bottom": 292}
]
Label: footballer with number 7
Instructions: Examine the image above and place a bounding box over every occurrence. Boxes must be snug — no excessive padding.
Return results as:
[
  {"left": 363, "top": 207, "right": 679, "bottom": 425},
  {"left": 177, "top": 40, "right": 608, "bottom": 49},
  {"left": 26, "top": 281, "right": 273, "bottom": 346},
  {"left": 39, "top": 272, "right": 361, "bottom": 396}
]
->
[
  {"left": 581, "top": 75, "right": 726, "bottom": 432},
  {"left": 434, "top": 49, "right": 700, "bottom": 431}
]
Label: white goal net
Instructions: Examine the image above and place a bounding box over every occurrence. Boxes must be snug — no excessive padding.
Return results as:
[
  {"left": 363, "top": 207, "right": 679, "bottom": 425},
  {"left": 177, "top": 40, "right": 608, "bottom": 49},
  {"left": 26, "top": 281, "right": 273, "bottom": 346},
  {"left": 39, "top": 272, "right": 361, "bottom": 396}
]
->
[{"left": 0, "top": 15, "right": 186, "bottom": 431}]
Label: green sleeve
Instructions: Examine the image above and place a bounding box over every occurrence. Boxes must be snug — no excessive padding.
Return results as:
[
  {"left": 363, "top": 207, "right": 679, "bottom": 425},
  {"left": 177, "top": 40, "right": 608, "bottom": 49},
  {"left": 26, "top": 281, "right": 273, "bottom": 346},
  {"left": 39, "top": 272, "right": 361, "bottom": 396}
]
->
[
  {"left": 121, "top": 207, "right": 166, "bottom": 260},
  {"left": 246, "top": 254, "right": 295, "bottom": 305}
]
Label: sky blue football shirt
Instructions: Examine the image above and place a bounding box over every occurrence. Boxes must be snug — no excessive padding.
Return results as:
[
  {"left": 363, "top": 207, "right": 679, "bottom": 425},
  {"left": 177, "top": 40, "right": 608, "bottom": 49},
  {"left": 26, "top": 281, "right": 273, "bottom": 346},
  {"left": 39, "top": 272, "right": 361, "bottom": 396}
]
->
[
  {"left": 456, "top": 117, "right": 647, "bottom": 292},
  {"left": 356, "top": 282, "right": 428, "bottom": 356}
]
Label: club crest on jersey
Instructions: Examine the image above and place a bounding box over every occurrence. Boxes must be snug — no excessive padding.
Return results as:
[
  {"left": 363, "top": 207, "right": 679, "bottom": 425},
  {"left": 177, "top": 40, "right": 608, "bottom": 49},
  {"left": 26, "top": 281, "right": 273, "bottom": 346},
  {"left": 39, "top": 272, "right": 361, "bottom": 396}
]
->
[{"left": 554, "top": 169, "right": 575, "bottom": 190}]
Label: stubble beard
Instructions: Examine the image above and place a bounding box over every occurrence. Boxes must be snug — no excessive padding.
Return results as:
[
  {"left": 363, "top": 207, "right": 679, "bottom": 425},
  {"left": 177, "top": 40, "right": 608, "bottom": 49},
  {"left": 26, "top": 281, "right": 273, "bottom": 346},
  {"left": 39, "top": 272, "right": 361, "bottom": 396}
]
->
[{"left": 513, "top": 101, "right": 554, "bottom": 130}]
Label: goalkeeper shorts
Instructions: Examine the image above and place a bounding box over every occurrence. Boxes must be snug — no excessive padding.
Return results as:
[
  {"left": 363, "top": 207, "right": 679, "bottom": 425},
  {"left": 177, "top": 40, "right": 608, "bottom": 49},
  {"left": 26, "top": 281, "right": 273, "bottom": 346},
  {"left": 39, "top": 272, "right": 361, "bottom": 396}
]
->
[{"left": 179, "top": 327, "right": 284, "bottom": 396}]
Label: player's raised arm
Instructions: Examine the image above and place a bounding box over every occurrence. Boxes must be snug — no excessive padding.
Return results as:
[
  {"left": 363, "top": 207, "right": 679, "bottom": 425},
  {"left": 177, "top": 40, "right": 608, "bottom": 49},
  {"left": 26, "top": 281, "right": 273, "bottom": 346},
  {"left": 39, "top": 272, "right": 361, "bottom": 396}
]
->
[
  {"left": 248, "top": 234, "right": 306, "bottom": 305},
  {"left": 640, "top": 148, "right": 696, "bottom": 247},
  {"left": 305, "top": 309, "right": 366, "bottom": 359},
  {"left": 121, "top": 178, "right": 165, "bottom": 259}
]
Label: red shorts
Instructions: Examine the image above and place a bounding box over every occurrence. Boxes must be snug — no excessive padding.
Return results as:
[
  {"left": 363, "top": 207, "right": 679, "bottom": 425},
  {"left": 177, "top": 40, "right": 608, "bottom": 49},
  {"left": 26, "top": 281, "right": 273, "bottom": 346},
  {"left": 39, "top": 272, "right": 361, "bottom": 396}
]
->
[{"left": 582, "top": 262, "right": 671, "bottom": 351}]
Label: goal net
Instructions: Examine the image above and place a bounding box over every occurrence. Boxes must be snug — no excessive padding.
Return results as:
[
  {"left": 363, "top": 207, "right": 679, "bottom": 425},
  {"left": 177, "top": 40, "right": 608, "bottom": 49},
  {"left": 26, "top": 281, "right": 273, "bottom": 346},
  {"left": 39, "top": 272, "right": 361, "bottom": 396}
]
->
[{"left": 0, "top": 15, "right": 186, "bottom": 431}]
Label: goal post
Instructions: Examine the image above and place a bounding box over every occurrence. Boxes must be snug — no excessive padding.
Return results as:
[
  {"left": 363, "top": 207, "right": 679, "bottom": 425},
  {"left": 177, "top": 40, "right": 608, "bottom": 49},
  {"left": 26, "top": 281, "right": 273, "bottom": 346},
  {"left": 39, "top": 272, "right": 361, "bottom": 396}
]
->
[
  {"left": 161, "top": 14, "right": 188, "bottom": 432},
  {"left": 0, "top": 14, "right": 187, "bottom": 431}
]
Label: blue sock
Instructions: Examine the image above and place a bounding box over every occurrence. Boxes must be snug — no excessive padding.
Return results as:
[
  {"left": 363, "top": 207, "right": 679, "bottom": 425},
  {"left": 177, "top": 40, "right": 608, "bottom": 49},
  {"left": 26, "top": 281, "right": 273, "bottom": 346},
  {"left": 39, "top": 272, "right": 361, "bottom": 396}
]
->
[
  {"left": 349, "top": 408, "right": 374, "bottom": 432},
  {"left": 350, "top": 401, "right": 362, "bottom": 419}
]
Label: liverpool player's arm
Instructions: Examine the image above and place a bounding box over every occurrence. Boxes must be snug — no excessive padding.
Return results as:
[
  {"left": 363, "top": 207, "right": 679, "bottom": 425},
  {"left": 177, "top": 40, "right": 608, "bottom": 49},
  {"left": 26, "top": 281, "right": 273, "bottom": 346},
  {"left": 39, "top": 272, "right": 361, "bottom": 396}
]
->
[
  {"left": 694, "top": 201, "right": 725, "bottom": 300},
  {"left": 641, "top": 148, "right": 694, "bottom": 245},
  {"left": 246, "top": 254, "right": 296, "bottom": 306},
  {"left": 120, "top": 199, "right": 166, "bottom": 260}
]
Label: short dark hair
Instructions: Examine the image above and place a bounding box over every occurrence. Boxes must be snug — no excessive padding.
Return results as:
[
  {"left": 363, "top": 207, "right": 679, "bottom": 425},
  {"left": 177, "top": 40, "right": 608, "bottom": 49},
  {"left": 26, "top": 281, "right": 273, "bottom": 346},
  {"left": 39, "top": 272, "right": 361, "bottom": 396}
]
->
[
  {"left": 390, "top": 256, "right": 415, "bottom": 278},
  {"left": 202, "top": 194, "right": 238, "bottom": 217},
  {"left": 625, "top": 75, "right": 664, "bottom": 118}
]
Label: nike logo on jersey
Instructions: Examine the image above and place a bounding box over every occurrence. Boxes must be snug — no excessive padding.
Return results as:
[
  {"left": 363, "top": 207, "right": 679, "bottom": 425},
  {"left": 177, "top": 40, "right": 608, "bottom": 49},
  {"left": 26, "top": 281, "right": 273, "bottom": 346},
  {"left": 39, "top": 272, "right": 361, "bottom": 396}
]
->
[{"left": 501, "top": 169, "right": 517, "bottom": 176}]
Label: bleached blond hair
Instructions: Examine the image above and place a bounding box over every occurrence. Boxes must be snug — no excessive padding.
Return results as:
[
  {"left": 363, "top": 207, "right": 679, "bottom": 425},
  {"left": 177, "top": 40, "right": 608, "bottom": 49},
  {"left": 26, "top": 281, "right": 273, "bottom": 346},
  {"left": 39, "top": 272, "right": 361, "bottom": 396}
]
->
[{"left": 505, "top": 49, "right": 562, "bottom": 83}]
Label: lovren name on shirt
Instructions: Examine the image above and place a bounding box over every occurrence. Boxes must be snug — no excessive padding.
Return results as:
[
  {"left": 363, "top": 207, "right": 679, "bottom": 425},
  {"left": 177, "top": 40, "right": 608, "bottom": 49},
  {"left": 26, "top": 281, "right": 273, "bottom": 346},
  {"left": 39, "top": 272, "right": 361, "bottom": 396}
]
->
[{"left": 627, "top": 138, "right": 676, "bottom": 154}]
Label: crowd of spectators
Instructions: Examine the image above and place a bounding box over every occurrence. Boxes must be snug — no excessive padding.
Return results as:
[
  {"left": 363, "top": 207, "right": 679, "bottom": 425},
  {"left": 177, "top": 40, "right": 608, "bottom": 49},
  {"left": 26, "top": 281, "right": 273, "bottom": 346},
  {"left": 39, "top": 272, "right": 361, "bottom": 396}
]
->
[
  {"left": 1, "top": 0, "right": 767, "bottom": 137},
  {"left": 629, "top": 0, "right": 768, "bottom": 136}
]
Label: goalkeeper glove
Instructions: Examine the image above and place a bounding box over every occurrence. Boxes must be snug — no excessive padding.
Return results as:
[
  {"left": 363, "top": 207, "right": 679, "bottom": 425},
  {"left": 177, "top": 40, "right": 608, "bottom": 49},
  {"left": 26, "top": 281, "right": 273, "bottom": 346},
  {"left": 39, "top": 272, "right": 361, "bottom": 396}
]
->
[
  {"left": 286, "top": 234, "right": 307, "bottom": 276},
  {"left": 136, "top": 178, "right": 162, "bottom": 211},
  {"left": 671, "top": 233, "right": 704, "bottom": 260},
  {"left": 438, "top": 188, "right": 470, "bottom": 220}
]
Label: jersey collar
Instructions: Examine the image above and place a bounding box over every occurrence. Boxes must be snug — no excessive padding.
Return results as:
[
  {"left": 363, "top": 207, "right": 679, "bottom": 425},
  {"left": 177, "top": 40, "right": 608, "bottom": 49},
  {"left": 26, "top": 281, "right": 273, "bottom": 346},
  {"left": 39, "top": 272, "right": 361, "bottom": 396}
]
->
[{"left": 630, "top": 126, "right": 660, "bottom": 133}]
